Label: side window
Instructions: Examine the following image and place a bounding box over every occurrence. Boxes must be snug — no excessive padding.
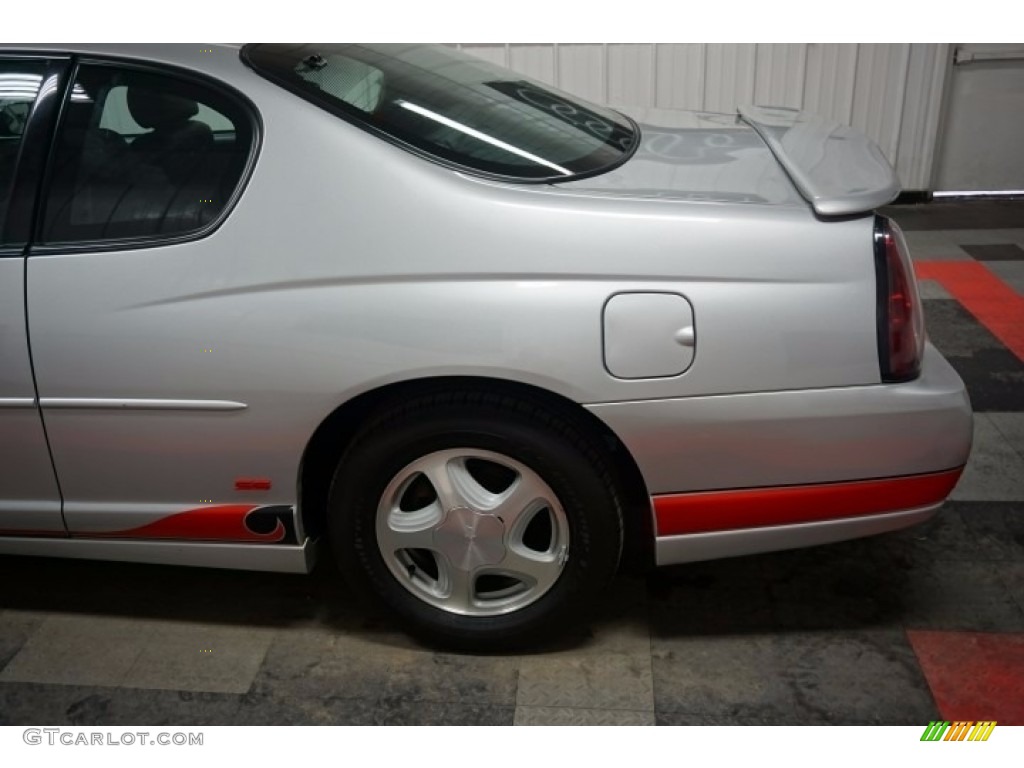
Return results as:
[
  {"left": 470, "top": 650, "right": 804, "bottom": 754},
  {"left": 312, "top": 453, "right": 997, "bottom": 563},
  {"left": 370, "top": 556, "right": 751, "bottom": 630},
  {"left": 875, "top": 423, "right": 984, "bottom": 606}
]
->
[
  {"left": 41, "top": 64, "right": 254, "bottom": 245},
  {"left": 0, "top": 60, "right": 47, "bottom": 241}
]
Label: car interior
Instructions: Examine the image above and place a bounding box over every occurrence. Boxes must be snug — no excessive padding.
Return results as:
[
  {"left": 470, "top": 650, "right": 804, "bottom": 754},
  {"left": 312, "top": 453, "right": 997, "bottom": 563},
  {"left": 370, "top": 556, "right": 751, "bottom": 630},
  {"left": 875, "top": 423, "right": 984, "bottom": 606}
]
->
[{"left": 40, "top": 66, "right": 252, "bottom": 244}]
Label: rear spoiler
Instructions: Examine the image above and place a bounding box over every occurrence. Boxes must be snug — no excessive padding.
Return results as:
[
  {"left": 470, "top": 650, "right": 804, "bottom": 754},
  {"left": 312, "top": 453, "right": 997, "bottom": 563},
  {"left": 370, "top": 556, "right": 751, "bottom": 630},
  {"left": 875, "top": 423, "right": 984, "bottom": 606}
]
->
[{"left": 738, "top": 105, "right": 900, "bottom": 217}]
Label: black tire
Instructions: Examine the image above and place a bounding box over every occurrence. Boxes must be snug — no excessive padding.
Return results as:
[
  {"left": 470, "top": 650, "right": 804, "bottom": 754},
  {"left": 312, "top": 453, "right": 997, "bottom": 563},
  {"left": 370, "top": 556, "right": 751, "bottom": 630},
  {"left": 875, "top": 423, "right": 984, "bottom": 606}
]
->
[{"left": 327, "top": 389, "right": 624, "bottom": 651}]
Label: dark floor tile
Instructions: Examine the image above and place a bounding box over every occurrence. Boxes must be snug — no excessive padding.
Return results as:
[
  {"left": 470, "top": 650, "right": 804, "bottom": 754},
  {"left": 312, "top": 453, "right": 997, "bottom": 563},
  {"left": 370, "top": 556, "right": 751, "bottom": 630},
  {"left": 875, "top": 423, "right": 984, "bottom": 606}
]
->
[
  {"left": 923, "top": 300, "right": 1024, "bottom": 411},
  {"left": 900, "top": 561, "right": 1024, "bottom": 633},
  {"left": 647, "top": 557, "right": 774, "bottom": 636},
  {"left": 252, "top": 627, "right": 519, "bottom": 706},
  {"left": 0, "top": 682, "right": 241, "bottom": 726},
  {"left": 235, "top": 693, "right": 376, "bottom": 725},
  {"left": 64, "top": 687, "right": 242, "bottom": 726},
  {"left": 873, "top": 504, "right": 992, "bottom": 563},
  {"left": 953, "top": 415, "right": 1024, "bottom": 502},
  {"left": 250, "top": 629, "right": 411, "bottom": 702},
  {"left": 924, "top": 299, "right": 1015, "bottom": 357},
  {"left": 379, "top": 652, "right": 520, "bottom": 706},
  {"left": 371, "top": 698, "right": 514, "bottom": 725},
  {"left": 651, "top": 634, "right": 799, "bottom": 718},
  {"left": 988, "top": 412, "right": 1024, "bottom": 458},
  {"left": 999, "top": 563, "right": 1024, "bottom": 617},
  {"left": 241, "top": 688, "right": 512, "bottom": 726},
  {"left": 752, "top": 540, "right": 913, "bottom": 632},
  {"left": 528, "top": 576, "right": 651, "bottom": 657},
  {"left": 516, "top": 706, "right": 654, "bottom": 725},
  {"left": 0, "top": 681, "right": 84, "bottom": 725},
  {"left": 0, "top": 611, "right": 45, "bottom": 671},
  {"left": 882, "top": 201, "right": 1024, "bottom": 231},
  {"left": 960, "top": 244, "right": 1024, "bottom": 262},
  {"left": 934, "top": 341, "right": 1021, "bottom": 397},
  {"left": 517, "top": 653, "right": 653, "bottom": 710},
  {"left": 0, "top": 552, "right": 357, "bottom": 630},
  {"left": 772, "top": 630, "right": 938, "bottom": 724},
  {"left": 656, "top": 711, "right": 815, "bottom": 725},
  {"left": 652, "top": 628, "right": 937, "bottom": 725},
  {"left": 956, "top": 501, "right": 1024, "bottom": 561}
]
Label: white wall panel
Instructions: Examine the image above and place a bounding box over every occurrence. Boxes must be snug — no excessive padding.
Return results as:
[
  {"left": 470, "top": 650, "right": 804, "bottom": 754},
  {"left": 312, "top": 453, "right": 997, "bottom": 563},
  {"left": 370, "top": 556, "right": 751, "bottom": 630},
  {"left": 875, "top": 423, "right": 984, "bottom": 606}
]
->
[
  {"left": 654, "top": 44, "right": 705, "bottom": 110},
  {"left": 555, "top": 44, "right": 606, "bottom": 103},
  {"left": 607, "top": 44, "right": 655, "bottom": 107},
  {"left": 508, "top": 44, "right": 556, "bottom": 84},
  {"left": 703, "top": 43, "right": 756, "bottom": 113},
  {"left": 851, "top": 43, "right": 911, "bottom": 160},
  {"left": 802, "top": 44, "right": 859, "bottom": 124},
  {"left": 896, "top": 44, "right": 950, "bottom": 190},
  {"left": 755, "top": 44, "right": 807, "bottom": 109},
  {"left": 455, "top": 43, "right": 951, "bottom": 190}
]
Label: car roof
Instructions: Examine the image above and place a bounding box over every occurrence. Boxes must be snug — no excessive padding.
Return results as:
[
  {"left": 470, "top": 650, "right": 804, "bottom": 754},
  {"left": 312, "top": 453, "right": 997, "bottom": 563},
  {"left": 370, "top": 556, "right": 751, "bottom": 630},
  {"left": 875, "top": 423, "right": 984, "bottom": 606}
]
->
[{"left": 1, "top": 43, "right": 247, "bottom": 81}]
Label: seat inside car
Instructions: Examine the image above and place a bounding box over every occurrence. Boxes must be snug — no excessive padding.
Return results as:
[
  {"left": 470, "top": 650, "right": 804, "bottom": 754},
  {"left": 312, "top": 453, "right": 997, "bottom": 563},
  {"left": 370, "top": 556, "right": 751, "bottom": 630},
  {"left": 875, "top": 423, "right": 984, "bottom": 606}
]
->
[
  {"left": 41, "top": 68, "right": 248, "bottom": 243},
  {"left": 125, "top": 86, "right": 213, "bottom": 185}
]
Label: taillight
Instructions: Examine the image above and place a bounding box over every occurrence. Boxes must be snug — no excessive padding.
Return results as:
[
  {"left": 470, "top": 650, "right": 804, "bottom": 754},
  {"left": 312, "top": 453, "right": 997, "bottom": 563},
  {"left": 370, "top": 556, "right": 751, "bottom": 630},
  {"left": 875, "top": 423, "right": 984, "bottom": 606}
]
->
[{"left": 874, "top": 216, "right": 924, "bottom": 382}]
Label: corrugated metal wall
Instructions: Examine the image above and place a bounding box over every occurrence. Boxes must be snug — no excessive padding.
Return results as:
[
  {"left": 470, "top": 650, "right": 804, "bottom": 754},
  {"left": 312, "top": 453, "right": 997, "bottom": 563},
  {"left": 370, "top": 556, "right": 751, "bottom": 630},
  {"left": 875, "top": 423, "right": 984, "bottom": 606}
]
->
[{"left": 454, "top": 43, "right": 951, "bottom": 191}]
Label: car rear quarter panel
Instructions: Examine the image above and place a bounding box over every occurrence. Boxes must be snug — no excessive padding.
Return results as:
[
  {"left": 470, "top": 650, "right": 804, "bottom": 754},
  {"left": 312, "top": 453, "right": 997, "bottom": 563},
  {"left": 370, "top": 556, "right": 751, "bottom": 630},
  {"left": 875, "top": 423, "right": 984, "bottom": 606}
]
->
[{"left": 26, "top": 48, "right": 888, "bottom": 526}]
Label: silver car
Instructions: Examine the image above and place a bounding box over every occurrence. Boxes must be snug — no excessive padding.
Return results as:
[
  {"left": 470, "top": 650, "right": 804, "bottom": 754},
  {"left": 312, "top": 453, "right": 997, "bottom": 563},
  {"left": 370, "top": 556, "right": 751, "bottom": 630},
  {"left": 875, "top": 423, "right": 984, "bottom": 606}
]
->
[{"left": 0, "top": 43, "right": 972, "bottom": 648}]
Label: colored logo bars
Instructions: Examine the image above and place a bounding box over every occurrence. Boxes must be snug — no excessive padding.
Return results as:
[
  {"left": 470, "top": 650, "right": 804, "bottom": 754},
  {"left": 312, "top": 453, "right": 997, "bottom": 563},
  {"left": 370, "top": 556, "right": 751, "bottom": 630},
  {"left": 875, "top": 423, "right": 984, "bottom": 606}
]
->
[{"left": 920, "top": 721, "right": 997, "bottom": 741}]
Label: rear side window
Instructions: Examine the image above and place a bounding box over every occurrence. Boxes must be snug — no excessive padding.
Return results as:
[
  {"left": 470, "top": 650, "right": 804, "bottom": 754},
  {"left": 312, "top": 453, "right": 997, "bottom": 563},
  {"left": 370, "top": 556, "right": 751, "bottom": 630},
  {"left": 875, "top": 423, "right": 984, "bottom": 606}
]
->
[
  {"left": 0, "top": 60, "right": 47, "bottom": 242},
  {"left": 242, "top": 44, "right": 636, "bottom": 181},
  {"left": 41, "top": 63, "right": 255, "bottom": 245}
]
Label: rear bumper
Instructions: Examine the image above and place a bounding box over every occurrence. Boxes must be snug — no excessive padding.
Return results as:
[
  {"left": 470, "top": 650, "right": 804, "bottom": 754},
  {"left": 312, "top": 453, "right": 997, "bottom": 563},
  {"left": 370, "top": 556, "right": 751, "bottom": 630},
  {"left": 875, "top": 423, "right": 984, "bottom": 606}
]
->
[
  {"left": 585, "top": 342, "right": 972, "bottom": 564},
  {"left": 655, "top": 504, "right": 941, "bottom": 565}
]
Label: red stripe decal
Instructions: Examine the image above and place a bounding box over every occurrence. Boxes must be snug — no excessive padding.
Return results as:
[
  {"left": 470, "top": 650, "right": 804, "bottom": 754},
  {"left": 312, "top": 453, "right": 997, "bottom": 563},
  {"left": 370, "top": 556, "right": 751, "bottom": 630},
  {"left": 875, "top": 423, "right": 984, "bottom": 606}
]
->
[
  {"left": 81, "top": 504, "right": 285, "bottom": 543},
  {"left": 653, "top": 468, "right": 963, "bottom": 537},
  {"left": 916, "top": 261, "right": 1024, "bottom": 362}
]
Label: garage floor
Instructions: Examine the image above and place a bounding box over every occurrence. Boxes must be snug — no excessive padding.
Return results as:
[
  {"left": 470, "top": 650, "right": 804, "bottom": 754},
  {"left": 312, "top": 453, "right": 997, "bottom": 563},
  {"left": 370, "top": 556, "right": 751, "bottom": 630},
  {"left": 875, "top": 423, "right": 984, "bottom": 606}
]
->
[{"left": 1, "top": 201, "right": 1023, "bottom": 726}]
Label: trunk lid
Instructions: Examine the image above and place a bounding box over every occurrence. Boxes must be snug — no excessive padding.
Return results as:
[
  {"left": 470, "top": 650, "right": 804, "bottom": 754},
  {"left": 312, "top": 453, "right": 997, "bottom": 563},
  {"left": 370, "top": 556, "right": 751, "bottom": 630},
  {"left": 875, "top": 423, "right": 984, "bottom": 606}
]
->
[{"left": 556, "top": 106, "right": 900, "bottom": 217}]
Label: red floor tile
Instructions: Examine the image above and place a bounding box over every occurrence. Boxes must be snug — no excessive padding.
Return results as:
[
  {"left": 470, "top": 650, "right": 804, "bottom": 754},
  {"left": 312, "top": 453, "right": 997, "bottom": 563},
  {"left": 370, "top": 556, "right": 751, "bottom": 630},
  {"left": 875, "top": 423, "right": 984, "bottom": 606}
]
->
[
  {"left": 907, "top": 630, "right": 1024, "bottom": 725},
  {"left": 916, "top": 261, "right": 1024, "bottom": 362}
]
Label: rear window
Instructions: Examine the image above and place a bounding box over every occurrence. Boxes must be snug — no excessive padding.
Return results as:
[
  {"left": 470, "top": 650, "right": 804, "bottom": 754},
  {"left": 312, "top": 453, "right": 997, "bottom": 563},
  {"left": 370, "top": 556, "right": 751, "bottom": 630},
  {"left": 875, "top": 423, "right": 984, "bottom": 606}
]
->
[{"left": 241, "top": 43, "right": 637, "bottom": 181}]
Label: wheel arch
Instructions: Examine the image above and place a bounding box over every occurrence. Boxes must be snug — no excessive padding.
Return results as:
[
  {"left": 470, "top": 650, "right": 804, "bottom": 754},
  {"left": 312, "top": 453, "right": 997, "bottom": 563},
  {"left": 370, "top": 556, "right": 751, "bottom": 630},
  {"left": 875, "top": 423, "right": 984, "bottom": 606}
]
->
[{"left": 298, "top": 376, "right": 655, "bottom": 572}]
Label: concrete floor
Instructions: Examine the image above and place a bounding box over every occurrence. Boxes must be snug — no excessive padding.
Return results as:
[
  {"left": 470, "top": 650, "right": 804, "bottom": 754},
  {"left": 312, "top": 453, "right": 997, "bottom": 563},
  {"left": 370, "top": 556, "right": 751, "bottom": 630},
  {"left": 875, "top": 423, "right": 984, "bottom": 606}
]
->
[{"left": 1, "top": 201, "right": 1023, "bottom": 726}]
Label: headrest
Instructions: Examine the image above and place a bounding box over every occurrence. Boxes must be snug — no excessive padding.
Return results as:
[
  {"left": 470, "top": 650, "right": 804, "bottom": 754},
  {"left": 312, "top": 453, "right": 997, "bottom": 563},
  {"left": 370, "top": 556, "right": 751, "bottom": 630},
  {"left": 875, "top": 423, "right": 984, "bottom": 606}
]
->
[{"left": 126, "top": 87, "right": 199, "bottom": 129}]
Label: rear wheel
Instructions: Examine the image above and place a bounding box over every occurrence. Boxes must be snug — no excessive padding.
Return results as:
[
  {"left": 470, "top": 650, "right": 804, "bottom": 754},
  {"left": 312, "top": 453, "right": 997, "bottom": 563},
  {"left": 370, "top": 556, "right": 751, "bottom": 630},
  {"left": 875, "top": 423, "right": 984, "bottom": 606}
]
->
[{"left": 328, "top": 391, "right": 623, "bottom": 650}]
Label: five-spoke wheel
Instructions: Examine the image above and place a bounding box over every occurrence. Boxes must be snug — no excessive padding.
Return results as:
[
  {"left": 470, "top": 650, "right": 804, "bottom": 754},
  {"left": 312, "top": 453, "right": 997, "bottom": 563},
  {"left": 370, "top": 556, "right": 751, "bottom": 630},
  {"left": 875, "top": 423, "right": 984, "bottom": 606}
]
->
[
  {"left": 328, "top": 390, "right": 623, "bottom": 649},
  {"left": 376, "top": 448, "right": 569, "bottom": 616}
]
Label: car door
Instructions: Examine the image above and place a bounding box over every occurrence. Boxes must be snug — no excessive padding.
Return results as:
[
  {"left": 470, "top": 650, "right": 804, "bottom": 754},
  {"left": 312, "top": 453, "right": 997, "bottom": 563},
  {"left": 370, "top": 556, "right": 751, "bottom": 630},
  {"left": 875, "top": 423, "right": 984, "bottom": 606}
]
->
[
  {"left": 0, "top": 55, "right": 66, "bottom": 533},
  {"left": 22, "top": 57, "right": 284, "bottom": 541}
]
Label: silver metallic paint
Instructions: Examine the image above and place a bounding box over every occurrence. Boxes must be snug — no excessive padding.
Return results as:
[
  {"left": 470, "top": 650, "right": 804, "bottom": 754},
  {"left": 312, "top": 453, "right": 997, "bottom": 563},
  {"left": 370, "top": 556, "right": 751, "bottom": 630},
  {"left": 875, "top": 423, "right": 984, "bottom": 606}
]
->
[
  {"left": 562, "top": 108, "right": 805, "bottom": 206},
  {"left": 588, "top": 344, "right": 971, "bottom": 497},
  {"left": 602, "top": 292, "right": 696, "bottom": 379},
  {"left": 738, "top": 105, "right": 902, "bottom": 216},
  {"left": 0, "top": 44, "right": 972, "bottom": 575},
  {"left": 0, "top": 258, "right": 62, "bottom": 532}
]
